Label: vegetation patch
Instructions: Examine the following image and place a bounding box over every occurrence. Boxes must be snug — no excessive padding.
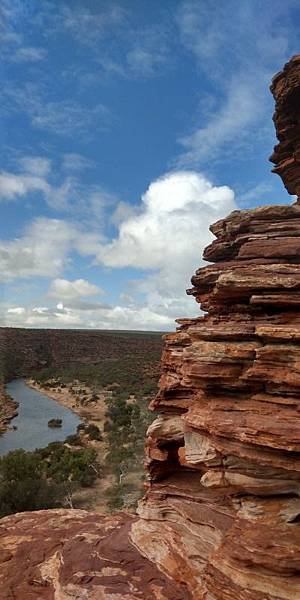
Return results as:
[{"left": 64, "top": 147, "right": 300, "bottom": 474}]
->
[
  {"left": 0, "top": 443, "right": 99, "bottom": 517},
  {"left": 29, "top": 344, "right": 161, "bottom": 512}
]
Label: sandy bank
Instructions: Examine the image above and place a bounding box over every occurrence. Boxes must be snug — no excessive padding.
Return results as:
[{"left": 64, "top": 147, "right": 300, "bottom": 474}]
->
[{"left": 0, "top": 385, "right": 19, "bottom": 433}]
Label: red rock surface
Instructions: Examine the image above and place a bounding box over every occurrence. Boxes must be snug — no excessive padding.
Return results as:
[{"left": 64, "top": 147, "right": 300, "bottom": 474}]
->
[
  {"left": 270, "top": 54, "right": 300, "bottom": 197},
  {"left": 0, "top": 510, "right": 189, "bottom": 599},
  {"left": 132, "top": 201, "right": 300, "bottom": 599}
]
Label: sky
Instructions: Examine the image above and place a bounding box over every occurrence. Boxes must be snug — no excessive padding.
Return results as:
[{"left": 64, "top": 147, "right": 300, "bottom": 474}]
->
[{"left": 0, "top": 0, "right": 299, "bottom": 331}]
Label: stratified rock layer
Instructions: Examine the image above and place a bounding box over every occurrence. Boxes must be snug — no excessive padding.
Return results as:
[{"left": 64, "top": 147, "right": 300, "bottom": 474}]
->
[
  {"left": 270, "top": 55, "right": 300, "bottom": 197},
  {"left": 0, "top": 510, "right": 189, "bottom": 599},
  {"left": 131, "top": 203, "right": 300, "bottom": 599}
]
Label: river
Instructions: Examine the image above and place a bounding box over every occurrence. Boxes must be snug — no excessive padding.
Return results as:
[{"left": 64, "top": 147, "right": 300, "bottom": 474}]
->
[{"left": 0, "top": 379, "right": 81, "bottom": 456}]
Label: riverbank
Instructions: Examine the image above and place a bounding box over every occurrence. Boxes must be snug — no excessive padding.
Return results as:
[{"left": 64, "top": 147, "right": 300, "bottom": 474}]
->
[
  {"left": 0, "top": 384, "right": 18, "bottom": 433},
  {"left": 26, "top": 379, "right": 115, "bottom": 512},
  {"left": 26, "top": 378, "right": 109, "bottom": 429}
]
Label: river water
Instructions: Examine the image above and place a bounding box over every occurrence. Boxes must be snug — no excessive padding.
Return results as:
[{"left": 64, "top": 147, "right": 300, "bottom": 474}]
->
[{"left": 0, "top": 379, "right": 81, "bottom": 456}]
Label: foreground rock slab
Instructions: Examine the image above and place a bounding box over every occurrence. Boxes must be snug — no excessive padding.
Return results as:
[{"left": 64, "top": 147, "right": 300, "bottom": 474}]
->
[{"left": 0, "top": 509, "right": 189, "bottom": 599}]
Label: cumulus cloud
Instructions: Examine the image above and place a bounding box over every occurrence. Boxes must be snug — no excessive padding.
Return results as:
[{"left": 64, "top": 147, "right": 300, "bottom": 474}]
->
[
  {"left": 0, "top": 218, "right": 76, "bottom": 282},
  {"left": 96, "top": 170, "right": 237, "bottom": 320},
  {"left": 1, "top": 171, "right": 237, "bottom": 329},
  {"left": 2, "top": 302, "right": 174, "bottom": 331},
  {"left": 97, "top": 171, "right": 235, "bottom": 269},
  {"left": 48, "top": 278, "right": 103, "bottom": 300}
]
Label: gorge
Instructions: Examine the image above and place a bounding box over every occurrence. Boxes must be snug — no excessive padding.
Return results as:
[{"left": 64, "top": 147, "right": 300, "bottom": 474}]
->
[
  {"left": 0, "top": 379, "right": 81, "bottom": 456},
  {"left": 1, "top": 56, "right": 300, "bottom": 599}
]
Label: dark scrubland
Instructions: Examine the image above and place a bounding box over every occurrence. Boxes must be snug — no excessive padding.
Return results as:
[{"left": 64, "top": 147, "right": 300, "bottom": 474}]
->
[
  {"left": 0, "top": 328, "right": 163, "bottom": 515},
  {"left": 0, "top": 327, "right": 163, "bottom": 379}
]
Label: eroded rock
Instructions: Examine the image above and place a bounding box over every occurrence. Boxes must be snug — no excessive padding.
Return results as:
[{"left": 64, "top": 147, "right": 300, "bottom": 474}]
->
[
  {"left": 0, "top": 510, "right": 189, "bottom": 599},
  {"left": 270, "top": 54, "right": 300, "bottom": 197},
  {"left": 134, "top": 199, "right": 300, "bottom": 598}
]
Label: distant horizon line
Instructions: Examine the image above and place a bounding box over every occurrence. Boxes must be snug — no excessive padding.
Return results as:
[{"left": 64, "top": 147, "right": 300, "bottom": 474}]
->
[{"left": 0, "top": 326, "right": 167, "bottom": 334}]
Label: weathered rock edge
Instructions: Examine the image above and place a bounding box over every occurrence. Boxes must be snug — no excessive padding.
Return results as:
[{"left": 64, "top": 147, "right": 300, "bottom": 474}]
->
[
  {"left": 0, "top": 510, "right": 189, "bottom": 599},
  {"left": 133, "top": 202, "right": 300, "bottom": 599},
  {"left": 270, "top": 54, "right": 300, "bottom": 197}
]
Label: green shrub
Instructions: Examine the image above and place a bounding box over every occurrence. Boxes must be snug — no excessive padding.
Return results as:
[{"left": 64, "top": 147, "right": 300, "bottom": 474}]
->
[
  {"left": 0, "top": 444, "right": 100, "bottom": 517},
  {"left": 65, "top": 434, "right": 82, "bottom": 446},
  {"left": 0, "top": 449, "right": 63, "bottom": 517},
  {"left": 86, "top": 424, "right": 102, "bottom": 441}
]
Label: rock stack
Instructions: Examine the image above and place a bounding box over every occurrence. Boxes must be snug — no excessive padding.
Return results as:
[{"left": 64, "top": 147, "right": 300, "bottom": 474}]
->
[
  {"left": 130, "top": 56, "right": 300, "bottom": 599},
  {"left": 0, "top": 56, "right": 300, "bottom": 600},
  {"left": 270, "top": 54, "right": 300, "bottom": 197},
  {"left": 131, "top": 202, "right": 300, "bottom": 599}
]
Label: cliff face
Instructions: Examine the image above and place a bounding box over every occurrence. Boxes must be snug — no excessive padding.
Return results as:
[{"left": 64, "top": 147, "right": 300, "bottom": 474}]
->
[
  {"left": 131, "top": 203, "right": 300, "bottom": 599},
  {"left": 270, "top": 54, "right": 300, "bottom": 197},
  {"left": 1, "top": 56, "right": 300, "bottom": 599},
  {"left": 130, "top": 56, "right": 300, "bottom": 598}
]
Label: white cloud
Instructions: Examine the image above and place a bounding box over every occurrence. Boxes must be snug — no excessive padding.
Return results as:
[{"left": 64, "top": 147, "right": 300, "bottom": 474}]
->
[
  {"left": 95, "top": 170, "right": 237, "bottom": 320},
  {"left": 110, "top": 201, "right": 137, "bottom": 226},
  {"left": 0, "top": 218, "right": 76, "bottom": 282},
  {"left": 238, "top": 181, "right": 275, "bottom": 207},
  {"left": 18, "top": 156, "right": 51, "bottom": 177},
  {"left": 175, "top": 0, "right": 295, "bottom": 166},
  {"left": 97, "top": 171, "right": 235, "bottom": 269},
  {"left": 0, "top": 157, "right": 117, "bottom": 225},
  {"left": 2, "top": 83, "right": 110, "bottom": 137},
  {"left": 58, "top": 3, "right": 126, "bottom": 45},
  {"left": 7, "top": 307, "right": 25, "bottom": 315},
  {"left": 62, "top": 153, "right": 94, "bottom": 172},
  {"left": 13, "top": 47, "right": 46, "bottom": 62},
  {"left": 0, "top": 171, "right": 237, "bottom": 329},
  {"left": 48, "top": 278, "right": 103, "bottom": 300},
  {"left": 178, "top": 77, "right": 265, "bottom": 165},
  {"left": 2, "top": 302, "right": 173, "bottom": 331},
  {"left": 126, "top": 26, "right": 170, "bottom": 78},
  {"left": 31, "top": 100, "right": 109, "bottom": 137},
  {"left": 0, "top": 171, "right": 50, "bottom": 201},
  {"left": 0, "top": 1, "right": 47, "bottom": 63}
]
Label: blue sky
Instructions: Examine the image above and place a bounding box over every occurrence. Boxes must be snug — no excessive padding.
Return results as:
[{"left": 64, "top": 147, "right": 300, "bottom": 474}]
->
[{"left": 0, "top": 0, "right": 299, "bottom": 330}]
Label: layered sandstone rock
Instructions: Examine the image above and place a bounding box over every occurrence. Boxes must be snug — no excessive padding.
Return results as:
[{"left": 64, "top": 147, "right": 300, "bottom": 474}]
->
[
  {"left": 270, "top": 54, "right": 300, "bottom": 197},
  {"left": 131, "top": 202, "right": 300, "bottom": 599},
  {"left": 0, "top": 510, "right": 188, "bottom": 599}
]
